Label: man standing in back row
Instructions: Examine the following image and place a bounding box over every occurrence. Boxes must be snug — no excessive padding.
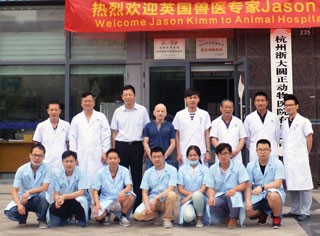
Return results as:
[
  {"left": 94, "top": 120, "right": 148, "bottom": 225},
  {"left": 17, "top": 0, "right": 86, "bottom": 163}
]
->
[
  {"left": 244, "top": 91, "right": 280, "bottom": 162},
  {"left": 282, "top": 94, "right": 313, "bottom": 221},
  {"left": 69, "top": 92, "right": 111, "bottom": 185},
  {"left": 172, "top": 88, "right": 211, "bottom": 166},
  {"left": 111, "top": 85, "right": 150, "bottom": 210}
]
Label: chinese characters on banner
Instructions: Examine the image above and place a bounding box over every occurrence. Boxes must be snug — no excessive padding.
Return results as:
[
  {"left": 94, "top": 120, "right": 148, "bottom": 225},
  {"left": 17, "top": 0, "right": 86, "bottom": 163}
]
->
[
  {"left": 270, "top": 29, "right": 293, "bottom": 122},
  {"left": 65, "top": 0, "right": 320, "bottom": 32},
  {"left": 154, "top": 38, "right": 185, "bottom": 59},
  {"left": 196, "top": 38, "right": 227, "bottom": 59}
]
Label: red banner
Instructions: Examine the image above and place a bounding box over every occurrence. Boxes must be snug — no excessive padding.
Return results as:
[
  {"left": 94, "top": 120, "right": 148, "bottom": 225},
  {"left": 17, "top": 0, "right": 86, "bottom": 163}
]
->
[{"left": 65, "top": 0, "right": 320, "bottom": 32}]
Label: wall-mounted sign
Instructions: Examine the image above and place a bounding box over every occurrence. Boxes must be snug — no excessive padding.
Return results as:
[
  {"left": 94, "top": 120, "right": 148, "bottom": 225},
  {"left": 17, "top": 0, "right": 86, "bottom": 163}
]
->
[
  {"left": 154, "top": 38, "right": 185, "bottom": 60},
  {"left": 196, "top": 38, "right": 227, "bottom": 59}
]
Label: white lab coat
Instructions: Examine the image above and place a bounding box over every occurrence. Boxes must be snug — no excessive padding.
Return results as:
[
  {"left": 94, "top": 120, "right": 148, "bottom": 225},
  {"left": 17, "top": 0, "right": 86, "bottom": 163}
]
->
[
  {"left": 244, "top": 110, "right": 280, "bottom": 162},
  {"left": 69, "top": 110, "right": 111, "bottom": 185},
  {"left": 172, "top": 107, "right": 211, "bottom": 165},
  {"left": 282, "top": 113, "right": 313, "bottom": 190},
  {"left": 33, "top": 118, "right": 70, "bottom": 172},
  {"left": 210, "top": 115, "right": 247, "bottom": 163}
]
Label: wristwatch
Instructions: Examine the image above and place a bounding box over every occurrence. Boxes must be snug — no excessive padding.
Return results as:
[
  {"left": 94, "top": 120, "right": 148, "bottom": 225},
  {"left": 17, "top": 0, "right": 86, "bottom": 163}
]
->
[
  {"left": 261, "top": 185, "right": 265, "bottom": 191},
  {"left": 206, "top": 150, "right": 211, "bottom": 153}
]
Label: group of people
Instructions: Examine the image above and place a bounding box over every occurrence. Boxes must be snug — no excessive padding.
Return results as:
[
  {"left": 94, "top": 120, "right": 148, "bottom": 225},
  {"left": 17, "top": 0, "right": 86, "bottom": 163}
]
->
[{"left": 3, "top": 85, "right": 313, "bottom": 230}]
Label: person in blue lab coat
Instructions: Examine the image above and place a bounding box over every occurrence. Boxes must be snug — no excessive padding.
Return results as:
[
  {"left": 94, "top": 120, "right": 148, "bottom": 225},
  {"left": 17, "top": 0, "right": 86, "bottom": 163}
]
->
[
  {"left": 47, "top": 150, "right": 90, "bottom": 227},
  {"left": 245, "top": 139, "right": 285, "bottom": 229},
  {"left": 134, "top": 146, "right": 178, "bottom": 228},
  {"left": 177, "top": 145, "right": 210, "bottom": 227},
  {"left": 205, "top": 143, "right": 249, "bottom": 229},
  {"left": 4, "top": 143, "right": 51, "bottom": 229},
  {"left": 91, "top": 148, "right": 135, "bottom": 227}
]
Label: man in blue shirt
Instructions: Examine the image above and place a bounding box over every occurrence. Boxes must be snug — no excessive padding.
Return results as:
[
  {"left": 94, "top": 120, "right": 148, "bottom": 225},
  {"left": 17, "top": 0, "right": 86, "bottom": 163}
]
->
[
  {"left": 143, "top": 103, "right": 175, "bottom": 169},
  {"left": 4, "top": 143, "right": 51, "bottom": 229},
  {"left": 134, "top": 147, "right": 177, "bottom": 228},
  {"left": 245, "top": 139, "right": 285, "bottom": 229}
]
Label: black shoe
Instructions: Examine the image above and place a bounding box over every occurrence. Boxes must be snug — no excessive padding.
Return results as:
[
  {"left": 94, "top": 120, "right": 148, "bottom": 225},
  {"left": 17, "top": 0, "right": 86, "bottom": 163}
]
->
[
  {"left": 283, "top": 212, "right": 300, "bottom": 218},
  {"left": 258, "top": 212, "right": 268, "bottom": 225},
  {"left": 297, "top": 214, "right": 310, "bottom": 221}
]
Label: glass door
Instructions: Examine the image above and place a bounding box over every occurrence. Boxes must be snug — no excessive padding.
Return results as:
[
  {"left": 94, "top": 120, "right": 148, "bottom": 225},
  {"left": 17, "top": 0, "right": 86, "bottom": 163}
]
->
[
  {"left": 190, "top": 63, "right": 235, "bottom": 120},
  {"left": 149, "top": 66, "right": 186, "bottom": 121}
]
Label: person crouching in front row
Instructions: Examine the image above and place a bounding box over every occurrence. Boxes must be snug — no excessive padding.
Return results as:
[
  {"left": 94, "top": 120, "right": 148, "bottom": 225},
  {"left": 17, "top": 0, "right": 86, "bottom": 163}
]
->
[
  {"left": 134, "top": 146, "right": 178, "bottom": 228},
  {"left": 47, "top": 150, "right": 90, "bottom": 227},
  {"left": 205, "top": 143, "right": 249, "bottom": 229},
  {"left": 92, "top": 148, "right": 135, "bottom": 227}
]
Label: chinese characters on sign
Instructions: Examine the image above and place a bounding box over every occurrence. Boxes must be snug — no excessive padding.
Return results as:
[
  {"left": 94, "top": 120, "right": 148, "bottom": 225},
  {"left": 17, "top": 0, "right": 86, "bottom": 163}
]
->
[
  {"left": 270, "top": 29, "right": 293, "bottom": 122},
  {"left": 65, "top": 0, "right": 320, "bottom": 32},
  {"left": 196, "top": 38, "right": 227, "bottom": 59},
  {"left": 154, "top": 38, "right": 185, "bottom": 60}
]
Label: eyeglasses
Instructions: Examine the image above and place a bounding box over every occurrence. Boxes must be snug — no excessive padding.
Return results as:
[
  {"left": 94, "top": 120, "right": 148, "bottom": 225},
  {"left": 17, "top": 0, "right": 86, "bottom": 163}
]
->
[
  {"left": 31, "top": 154, "right": 45, "bottom": 158},
  {"left": 256, "top": 148, "right": 271, "bottom": 152},
  {"left": 219, "top": 152, "right": 231, "bottom": 156},
  {"left": 284, "top": 104, "right": 296, "bottom": 107}
]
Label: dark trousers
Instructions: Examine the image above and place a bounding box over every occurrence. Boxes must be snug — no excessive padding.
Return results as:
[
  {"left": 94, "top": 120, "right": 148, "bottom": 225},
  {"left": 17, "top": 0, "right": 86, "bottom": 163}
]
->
[
  {"left": 116, "top": 141, "right": 144, "bottom": 210},
  {"left": 5, "top": 192, "right": 49, "bottom": 223},
  {"left": 50, "top": 199, "right": 85, "bottom": 220}
]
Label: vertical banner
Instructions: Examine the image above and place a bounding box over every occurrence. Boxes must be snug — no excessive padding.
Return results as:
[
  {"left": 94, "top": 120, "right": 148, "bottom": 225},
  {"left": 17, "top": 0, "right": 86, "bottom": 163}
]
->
[{"left": 270, "top": 29, "right": 293, "bottom": 122}]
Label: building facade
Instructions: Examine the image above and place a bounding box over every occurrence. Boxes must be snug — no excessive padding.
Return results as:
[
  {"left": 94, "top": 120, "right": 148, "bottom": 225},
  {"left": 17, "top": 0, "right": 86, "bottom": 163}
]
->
[{"left": 0, "top": 1, "right": 319, "bottom": 186}]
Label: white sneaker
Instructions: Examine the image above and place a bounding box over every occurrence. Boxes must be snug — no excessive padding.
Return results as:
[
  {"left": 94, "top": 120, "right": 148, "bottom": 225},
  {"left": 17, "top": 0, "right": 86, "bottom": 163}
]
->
[
  {"left": 119, "top": 216, "right": 131, "bottom": 227},
  {"left": 38, "top": 221, "right": 48, "bottom": 229},
  {"left": 196, "top": 220, "right": 204, "bottom": 228},
  {"left": 163, "top": 220, "right": 173, "bottom": 228},
  {"left": 103, "top": 215, "right": 111, "bottom": 226}
]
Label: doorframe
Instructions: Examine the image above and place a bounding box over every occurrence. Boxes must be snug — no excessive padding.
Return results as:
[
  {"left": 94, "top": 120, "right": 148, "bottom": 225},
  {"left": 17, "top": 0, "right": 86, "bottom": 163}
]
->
[{"left": 234, "top": 58, "right": 249, "bottom": 120}]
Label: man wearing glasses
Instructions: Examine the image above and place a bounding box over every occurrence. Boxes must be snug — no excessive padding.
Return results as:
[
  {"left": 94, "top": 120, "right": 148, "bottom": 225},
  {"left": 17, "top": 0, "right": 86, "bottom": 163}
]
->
[
  {"left": 245, "top": 139, "right": 285, "bottom": 229},
  {"left": 282, "top": 94, "right": 313, "bottom": 221},
  {"left": 4, "top": 143, "right": 51, "bottom": 229}
]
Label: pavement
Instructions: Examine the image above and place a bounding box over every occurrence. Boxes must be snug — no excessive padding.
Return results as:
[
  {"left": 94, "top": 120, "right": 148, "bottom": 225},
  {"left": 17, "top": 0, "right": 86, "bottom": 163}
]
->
[{"left": 0, "top": 181, "right": 319, "bottom": 236}]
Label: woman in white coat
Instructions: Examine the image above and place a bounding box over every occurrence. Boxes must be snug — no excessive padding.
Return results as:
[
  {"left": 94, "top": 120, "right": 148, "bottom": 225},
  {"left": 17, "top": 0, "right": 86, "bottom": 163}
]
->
[{"left": 177, "top": 145, "right": 210, "bottom": 227}]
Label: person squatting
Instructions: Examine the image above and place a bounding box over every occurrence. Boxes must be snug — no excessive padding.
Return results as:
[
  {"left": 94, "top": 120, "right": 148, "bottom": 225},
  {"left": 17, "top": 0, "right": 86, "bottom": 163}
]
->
[{"left": 3, "top": 89, "right": 312, "bottom": 230}]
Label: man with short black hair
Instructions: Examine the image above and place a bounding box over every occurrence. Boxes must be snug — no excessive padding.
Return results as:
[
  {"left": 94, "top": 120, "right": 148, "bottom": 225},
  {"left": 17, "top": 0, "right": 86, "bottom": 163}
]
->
[
  {"left": 111, "top": 85, "right": 150, "bottom": 210},
  {"left": 172, "top": 88, "right": 211, "bottom": 166},
  {"left": 134, "top": 147, "right": 177, "bottom": 228},
  {"left": 47, "top": 150, "right": 90, "bottom": 227},
  {"left": 282, "top": 94, "right": 313, "bottom": 221},
  {"left": 69, "top": 91, "right": 111, "bottom": 185},
  {"left": 244, "top": 91, "right": 280, "bottom": 162},
  {"left": 245, "top": 139, "right": 285, "bottom": 229},
  {"left": 33, "top": 101, "right": 70, "bottom": 193},
  {"left": 4, "top": 143, "right": 51, "bottom": 229}
]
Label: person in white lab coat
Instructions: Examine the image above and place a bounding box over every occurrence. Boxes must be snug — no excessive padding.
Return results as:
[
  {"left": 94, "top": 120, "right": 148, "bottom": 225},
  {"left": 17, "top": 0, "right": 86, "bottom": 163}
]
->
[
  {"left": 282, "top": 94, "right": 313, "bottom": 221},
  {"left": 210, "top": 99, "right": 247, "bottom": 163},
  {"left": 33, "top": 101, "right": 70, "bottom": 193},
  {"left": 244, "top": 92, "right": 280, "bottom": 162},
  {"left": 69, "top": 92, "right": 111, "bottom": 185},
  {"left": 172, "top": 88, "right": 211, "bottom": 167}
]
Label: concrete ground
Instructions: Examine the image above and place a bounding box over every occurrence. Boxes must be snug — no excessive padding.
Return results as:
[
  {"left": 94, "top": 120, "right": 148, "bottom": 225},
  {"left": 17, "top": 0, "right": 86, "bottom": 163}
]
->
[{"left": 0, "top": 182, "right": 319, "bottom": 236}]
